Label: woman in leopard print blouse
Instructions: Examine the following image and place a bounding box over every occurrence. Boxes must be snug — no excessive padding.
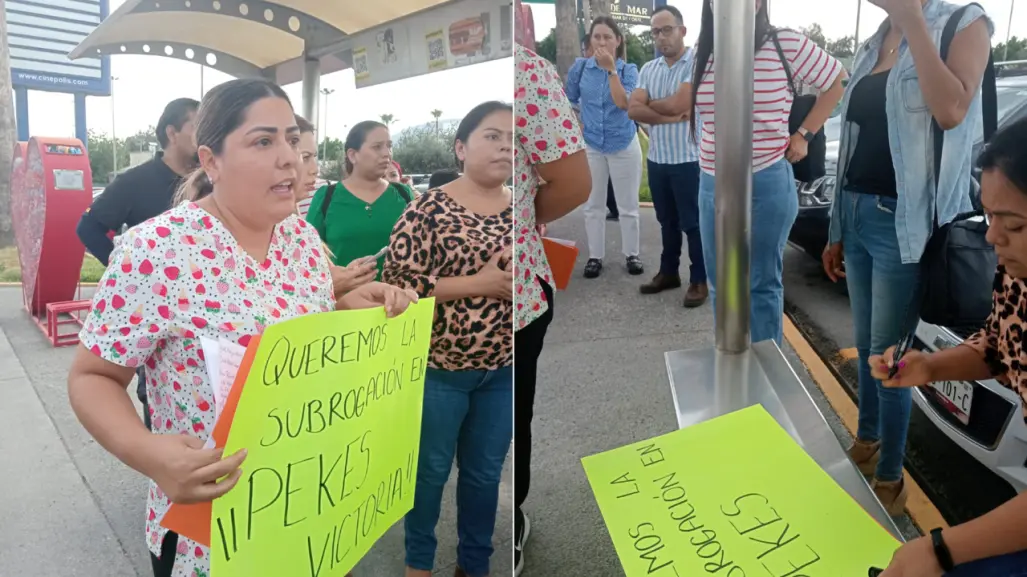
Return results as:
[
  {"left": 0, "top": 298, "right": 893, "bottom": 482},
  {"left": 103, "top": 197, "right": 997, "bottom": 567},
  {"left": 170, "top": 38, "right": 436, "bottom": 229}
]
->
[
  {"left": 870, "top": 117, "right": 1027, "bottom": 575},
  {"left": 383, "top": 101, "right": 513, "bottom": 577}
]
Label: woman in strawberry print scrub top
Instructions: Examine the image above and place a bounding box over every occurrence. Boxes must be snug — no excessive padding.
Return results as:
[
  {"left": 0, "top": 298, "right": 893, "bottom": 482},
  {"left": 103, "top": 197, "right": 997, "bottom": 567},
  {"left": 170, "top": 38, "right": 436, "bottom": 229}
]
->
[
  {"left": 512, "top": 44, "right": 590, "bottom": 575},
  {"left": 68, "top": 78, "right": 416, "bottom": 577}
]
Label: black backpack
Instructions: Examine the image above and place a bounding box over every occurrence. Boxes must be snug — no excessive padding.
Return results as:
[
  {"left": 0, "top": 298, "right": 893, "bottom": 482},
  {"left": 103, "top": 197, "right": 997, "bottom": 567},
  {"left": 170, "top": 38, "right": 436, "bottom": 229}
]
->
[
  {"left": 918, "top": 3, "right": 998, "bottom": 330},
  {"left": 770, "top": 29, "right": 827, "bottom": 184},
  {"left": 320, "top": 181, "right": 413, "bottom": 219}
]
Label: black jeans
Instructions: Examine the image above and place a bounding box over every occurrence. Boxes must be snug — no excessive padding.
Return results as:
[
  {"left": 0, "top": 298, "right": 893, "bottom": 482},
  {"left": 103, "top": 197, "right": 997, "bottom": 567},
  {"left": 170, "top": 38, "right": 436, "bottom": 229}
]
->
[
  {"left": 514, "top": 279, "right": 554, "bottom": 527},
  {"left": 137, "top": 367, "right": 151, "bottom": 431},
  {"left": 151, "top": 530, "right": 178, "bottom": 577},
  {"left": 648, "top": 160, "right": 705, "bottom": 283}
]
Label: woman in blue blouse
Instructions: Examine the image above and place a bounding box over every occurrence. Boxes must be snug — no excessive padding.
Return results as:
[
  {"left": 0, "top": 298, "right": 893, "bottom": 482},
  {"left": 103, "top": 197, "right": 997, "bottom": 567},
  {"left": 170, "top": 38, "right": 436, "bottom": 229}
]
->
[{"left": 567, "top": 16, "right": 643, "bottom": 279}]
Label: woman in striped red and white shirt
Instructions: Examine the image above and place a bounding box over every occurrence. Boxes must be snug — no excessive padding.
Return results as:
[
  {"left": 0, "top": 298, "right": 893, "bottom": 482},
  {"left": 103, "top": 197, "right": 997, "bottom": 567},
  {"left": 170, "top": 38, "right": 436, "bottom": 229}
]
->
[{"left": 652, "top": 0, "right": 845, "bottom": 345}]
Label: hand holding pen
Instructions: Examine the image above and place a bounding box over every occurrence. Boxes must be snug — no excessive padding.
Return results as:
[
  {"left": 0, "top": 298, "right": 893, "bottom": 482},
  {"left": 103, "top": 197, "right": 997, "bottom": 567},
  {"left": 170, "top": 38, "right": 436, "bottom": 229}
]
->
[{"left": 868, "top": 333, "right": 934, "bottom": 389}]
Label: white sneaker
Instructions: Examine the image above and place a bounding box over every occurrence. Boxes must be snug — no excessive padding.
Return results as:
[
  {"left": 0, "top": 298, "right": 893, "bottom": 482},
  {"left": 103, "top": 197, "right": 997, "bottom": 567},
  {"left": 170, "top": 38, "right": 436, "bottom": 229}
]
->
[{"left": 514, "top": 510, "right": 531, "bottom": 576}]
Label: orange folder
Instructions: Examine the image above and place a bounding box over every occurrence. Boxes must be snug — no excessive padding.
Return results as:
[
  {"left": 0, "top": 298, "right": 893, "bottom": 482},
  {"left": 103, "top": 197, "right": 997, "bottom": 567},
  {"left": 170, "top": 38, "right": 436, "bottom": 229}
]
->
[
  {"left": 159, "top": 335, "right": 263, "bottom": 547},
  {"left": 542, "top": 237, "right": 579, "bottom": 291}
]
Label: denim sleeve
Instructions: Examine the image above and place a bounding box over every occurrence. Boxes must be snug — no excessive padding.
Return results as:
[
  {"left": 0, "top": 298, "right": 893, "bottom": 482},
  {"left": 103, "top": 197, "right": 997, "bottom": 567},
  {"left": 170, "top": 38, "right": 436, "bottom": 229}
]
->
[
  {"left": 621, "top": 62, "right": 639, "bottom": 94},
  {"left": 954, "top": 3, "right": 994, "bottom": 38},
  {"left": 565, "top": 58, "right": 585, "bottom": 106}
]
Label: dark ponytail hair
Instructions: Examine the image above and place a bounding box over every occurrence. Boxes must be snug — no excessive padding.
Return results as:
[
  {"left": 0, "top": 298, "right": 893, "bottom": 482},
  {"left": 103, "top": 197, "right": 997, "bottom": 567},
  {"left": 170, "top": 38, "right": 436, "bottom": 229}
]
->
[
  {"left": 454, "top": 101, "right": 513, "bottom": 169},
  {"left": 344, "top": 121, "right": 388, "bottom": 174},
  {"left": 979, "top": 116, "right": 1027, "bottom": 196},
  {"left": 689, "top": 0, "right": 773, "bottom": 143},
  {"left": 174, "top": 78, "right": 292, "bottom": 204},
  {"left": 589, "top": 16, "right": 627, "bottom": 61}
]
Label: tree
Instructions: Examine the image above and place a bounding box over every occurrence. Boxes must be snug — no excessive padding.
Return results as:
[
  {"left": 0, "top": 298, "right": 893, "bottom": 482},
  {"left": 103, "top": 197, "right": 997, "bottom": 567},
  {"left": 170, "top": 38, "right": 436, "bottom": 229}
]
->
[
  {"left": 391, "top": 124, "right": 459, "bottom": 175},
  {"left": 430, "top": 109, "right": 443, "bottom": 133},
  {"left": 319, "top": 137, "right": 343, "bottom": 162},
  {"left": 800, "top": 24, "right": 828, "bottom": 50},
  {"left": 86, "top": 131, "right": 131, "bottom": 185},
  {"left": 0, "top": 0, "right": 15, "bottom": 247},
  {"left": 379, "top": 114, "right": 395, "bottom": 127},
  {"left": 995, "top": 36, "right": 1027, "bottom": 61},
  {"left": 554, "top": 0, "right": 579, "bottom": 78},
  {"left": 536, "top": 28, "right": 652, "bottom": 69}
]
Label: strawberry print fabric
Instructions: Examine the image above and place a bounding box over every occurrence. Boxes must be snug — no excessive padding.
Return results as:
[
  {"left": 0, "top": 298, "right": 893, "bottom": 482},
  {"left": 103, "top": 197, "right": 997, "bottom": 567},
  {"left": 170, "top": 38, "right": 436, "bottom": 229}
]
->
[
  {"left": 514, "top": 44, "right": 585, "bottom": 331},
  {"left": 78, "top": 202, "right": 335, "bottom": 577}
]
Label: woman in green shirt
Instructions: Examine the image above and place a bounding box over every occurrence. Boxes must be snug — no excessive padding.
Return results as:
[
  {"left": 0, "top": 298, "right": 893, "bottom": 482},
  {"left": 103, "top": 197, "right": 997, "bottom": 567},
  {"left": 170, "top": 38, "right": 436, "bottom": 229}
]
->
[{"left": 306, "top": 120, "right": 414, "bottom": 292}]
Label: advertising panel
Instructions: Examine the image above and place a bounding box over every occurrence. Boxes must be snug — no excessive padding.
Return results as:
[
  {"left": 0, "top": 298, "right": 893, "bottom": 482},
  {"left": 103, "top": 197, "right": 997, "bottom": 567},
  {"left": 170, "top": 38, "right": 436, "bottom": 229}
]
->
[
  {"left": 349, "top": 0, "right": 513, "bottom": 89},
  {"left": 6, "top": 0, "right": 111, "bottom": 95}
]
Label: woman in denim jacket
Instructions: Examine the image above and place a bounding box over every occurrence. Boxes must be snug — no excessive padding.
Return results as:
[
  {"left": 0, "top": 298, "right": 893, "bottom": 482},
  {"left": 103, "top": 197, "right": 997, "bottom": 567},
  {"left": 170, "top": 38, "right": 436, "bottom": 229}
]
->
[{"left": 822, "top": 0, "right": 993, "bottom": 516}]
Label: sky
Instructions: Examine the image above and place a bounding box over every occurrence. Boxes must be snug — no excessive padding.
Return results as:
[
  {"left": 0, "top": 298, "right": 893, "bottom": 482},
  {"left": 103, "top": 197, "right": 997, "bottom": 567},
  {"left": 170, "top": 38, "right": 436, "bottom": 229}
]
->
[
  {"left": 530, "top": 0, "right": 1026, "bottom": 52},
  {"left": 21, "top": 0, "right": 514, "bottom": 141}
]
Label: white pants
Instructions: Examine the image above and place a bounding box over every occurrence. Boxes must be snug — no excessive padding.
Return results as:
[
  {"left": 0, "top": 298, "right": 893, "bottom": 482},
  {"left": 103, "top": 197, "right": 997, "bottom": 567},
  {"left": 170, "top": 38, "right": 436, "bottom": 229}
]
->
[{"left": 584, "top": 135, "right": 642, "bottom": 260}]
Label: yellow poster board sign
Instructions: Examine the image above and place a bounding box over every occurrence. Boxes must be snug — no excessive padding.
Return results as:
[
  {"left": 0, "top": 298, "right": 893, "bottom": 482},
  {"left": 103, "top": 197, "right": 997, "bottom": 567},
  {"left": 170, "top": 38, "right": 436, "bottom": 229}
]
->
[
  {"left": 211, "top": 299, "right": 435, "bottom": 577},
  {"left": 582, "top": 405, "right": 900, "bottom": 577}
]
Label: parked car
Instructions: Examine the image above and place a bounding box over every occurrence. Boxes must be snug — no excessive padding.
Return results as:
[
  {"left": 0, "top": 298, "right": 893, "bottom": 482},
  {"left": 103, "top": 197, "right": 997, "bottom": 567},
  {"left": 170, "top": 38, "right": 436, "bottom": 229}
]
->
[{"left": 788, "top": 74, "right": 1027, "bottom": 493}]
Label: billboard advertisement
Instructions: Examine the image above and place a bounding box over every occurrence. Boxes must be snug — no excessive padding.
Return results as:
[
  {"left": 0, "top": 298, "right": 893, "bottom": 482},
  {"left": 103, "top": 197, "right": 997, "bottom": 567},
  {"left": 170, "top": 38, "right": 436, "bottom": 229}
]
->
[
  {"left": 6, "top": 0, "right": 111, "bottom": 95},
  {"left": 348, "top": 0, "right": 513, "bottom": 89}
]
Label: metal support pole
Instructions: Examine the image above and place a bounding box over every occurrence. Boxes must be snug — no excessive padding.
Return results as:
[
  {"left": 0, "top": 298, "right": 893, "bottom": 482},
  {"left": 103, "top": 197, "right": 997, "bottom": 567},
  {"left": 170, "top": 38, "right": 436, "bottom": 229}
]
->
[
  {"left": 319, "top": 87, "right": 334, "bottom": 160},
  {"left": 111, "top": 76, "right": 118, "bottom": 174},
  {"left": 855, "top": 0, "right": 863, "bottom": 53},
  {"left": 14, "top": 86, "right": 30, "bottom": 142},
  {"left": 713, "top": 0, "right": 755, "bottom": 353},
  {"left": 301, "top": 55, "right": 321, "bottom": 129},
  {"left": 1004, "top": 0, "right": 1016, "bottom": 62},
  {"left": 74, "top": 94, "right": 87, "bottom": 149}
]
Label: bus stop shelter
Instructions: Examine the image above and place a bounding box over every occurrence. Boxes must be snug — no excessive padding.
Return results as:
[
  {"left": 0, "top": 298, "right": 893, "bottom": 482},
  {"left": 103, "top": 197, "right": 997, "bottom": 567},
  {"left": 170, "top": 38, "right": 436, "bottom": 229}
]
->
[{"left": 69, "top": 0, "right": 513, "bottom": 129}]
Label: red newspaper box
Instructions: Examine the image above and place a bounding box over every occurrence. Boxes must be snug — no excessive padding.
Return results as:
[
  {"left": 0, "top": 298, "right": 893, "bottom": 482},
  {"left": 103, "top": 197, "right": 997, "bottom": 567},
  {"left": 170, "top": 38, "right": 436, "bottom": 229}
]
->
[{"left": 11, "top": 137, "right": 94, "bottom": 346}]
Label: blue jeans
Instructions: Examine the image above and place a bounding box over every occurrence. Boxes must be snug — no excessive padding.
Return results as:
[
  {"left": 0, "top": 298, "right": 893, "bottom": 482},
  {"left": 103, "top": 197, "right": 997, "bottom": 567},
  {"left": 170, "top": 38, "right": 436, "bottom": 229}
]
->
[
  {"left": 841, "top": 192, "right": 921, "bottom": 482},
  {"left": 947, "top": 550, "right": 1027, "bottom": 576},
  {"left": 650, "top": 160, "right": 706, "bottom": 283},
  {"left": 404, "top": 366, "right": 513, "bottom": 577},
  {"left": 698, "top": 158, "right": 798, "bottom": 345}
]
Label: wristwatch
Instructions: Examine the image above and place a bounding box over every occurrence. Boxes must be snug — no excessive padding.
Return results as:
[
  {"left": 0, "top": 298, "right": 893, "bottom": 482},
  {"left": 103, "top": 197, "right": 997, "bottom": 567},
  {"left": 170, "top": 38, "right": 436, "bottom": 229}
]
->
[
  {"left": 797, "top": 127, "right": 815, "bottom": 142},
  {"left": 930, "top": 528, "right": 955, "bottom": 571}
]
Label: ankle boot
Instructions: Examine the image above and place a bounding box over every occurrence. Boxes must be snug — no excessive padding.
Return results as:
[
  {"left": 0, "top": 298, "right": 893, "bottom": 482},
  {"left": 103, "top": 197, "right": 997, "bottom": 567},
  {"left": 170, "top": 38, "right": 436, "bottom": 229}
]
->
[
  {"left": 872, "top": 476, "right": 908, "bottom": 517},
  {"left": 848, "top": 438, "right": 881, "bottom": 476}
]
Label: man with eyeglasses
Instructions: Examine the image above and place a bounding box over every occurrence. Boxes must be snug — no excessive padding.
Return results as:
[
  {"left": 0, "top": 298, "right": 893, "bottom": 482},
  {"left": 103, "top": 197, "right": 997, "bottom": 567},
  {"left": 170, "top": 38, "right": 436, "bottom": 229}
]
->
[{"left": 628, "top": 5, "right": 709, "bottom": 308}]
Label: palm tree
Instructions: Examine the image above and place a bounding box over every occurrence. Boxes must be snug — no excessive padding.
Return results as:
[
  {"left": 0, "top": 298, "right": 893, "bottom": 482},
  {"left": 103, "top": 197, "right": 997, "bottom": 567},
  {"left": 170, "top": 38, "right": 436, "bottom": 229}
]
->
[
  {"left": 554, "top": 0, "right": 579, "bottom": 78},
  {"left": 379, "top": 114, "right": 395, "bottom": 127},
  {"left": 431, "top": 109, "right": 443, "bottom": 133},
  {"left": 0, "top": 0, "right": 16, "bottom": 247}
]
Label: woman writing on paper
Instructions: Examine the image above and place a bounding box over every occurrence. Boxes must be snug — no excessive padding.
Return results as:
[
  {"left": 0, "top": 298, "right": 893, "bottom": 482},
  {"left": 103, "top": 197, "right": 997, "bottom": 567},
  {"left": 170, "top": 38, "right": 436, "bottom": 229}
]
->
[
  {"left": 877, "top": 119, "right": 1027, "bottom": 576},
  {"left": 383, "top": 101, "right": 514, "bottom": 577},
  {"left": 67, "top": 79, "right": 415, "bottom": 577}
]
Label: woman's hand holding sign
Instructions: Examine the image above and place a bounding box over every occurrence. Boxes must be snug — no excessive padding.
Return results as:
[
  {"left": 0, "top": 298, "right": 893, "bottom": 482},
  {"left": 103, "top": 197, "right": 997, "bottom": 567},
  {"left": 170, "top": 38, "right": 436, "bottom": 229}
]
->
[
  {"left": 143, "top": 435, "right": 247, "bottom": 504},
  {"left": 339, "top": 281, "right": 419, "bottom": 317}
]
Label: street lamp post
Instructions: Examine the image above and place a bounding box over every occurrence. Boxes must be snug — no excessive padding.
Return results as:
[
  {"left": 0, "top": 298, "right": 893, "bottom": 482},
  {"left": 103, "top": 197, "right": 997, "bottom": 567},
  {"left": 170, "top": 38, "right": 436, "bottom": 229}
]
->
[
  {"left": 1004, "top": 0, "right": 1017, "bottom": 62},
  {"left": 320, "top": 87, "right": 335, "bottom": 160},
  {"left": 854, "top": 0, "right": 863, "bottom": 53},
  {"left": 111, "top": 75, "right": 118, "bottom": 176}
]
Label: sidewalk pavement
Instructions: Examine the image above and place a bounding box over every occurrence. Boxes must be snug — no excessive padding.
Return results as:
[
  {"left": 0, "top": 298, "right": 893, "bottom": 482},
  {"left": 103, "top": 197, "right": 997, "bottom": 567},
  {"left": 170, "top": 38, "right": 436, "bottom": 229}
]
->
[
  {"left": 0, "top": 287, "right": 511, "bottom": 576},
  {"left": 519, "top": 206, "right": 918, "bottom": 576}
]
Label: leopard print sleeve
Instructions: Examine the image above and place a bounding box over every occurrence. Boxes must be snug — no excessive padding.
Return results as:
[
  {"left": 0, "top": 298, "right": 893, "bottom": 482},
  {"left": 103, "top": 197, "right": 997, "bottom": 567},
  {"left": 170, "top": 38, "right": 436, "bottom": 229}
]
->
[
  {"left": 383, "top": 195, "right": 439, "bottom": 298},
  {"left": 962, "top": 269, "right": 1011, "bottom": 384}
]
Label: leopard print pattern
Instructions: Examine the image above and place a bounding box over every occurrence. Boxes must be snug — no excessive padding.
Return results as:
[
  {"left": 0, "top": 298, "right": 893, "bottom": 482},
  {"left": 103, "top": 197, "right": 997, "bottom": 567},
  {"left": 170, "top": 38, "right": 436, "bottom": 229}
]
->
[
  {"left": 384, "top": 188, "right": 513, "bottom": 371},
  {"left": 963, "top": 267, "right": 1027, "bottom": 417}
]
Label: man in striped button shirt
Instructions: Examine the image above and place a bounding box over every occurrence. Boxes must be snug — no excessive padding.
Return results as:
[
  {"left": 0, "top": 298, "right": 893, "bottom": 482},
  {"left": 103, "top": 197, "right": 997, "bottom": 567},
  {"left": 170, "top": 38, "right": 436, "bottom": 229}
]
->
[{"left": 628, "top": 5, "right": 708, "bottom": 308}]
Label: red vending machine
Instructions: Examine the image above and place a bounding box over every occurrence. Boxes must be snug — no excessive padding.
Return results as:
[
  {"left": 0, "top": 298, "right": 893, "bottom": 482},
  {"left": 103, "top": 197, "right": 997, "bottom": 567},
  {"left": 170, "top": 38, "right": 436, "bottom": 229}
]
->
[{"left": 10, "top": 137, "right": 94, "bottom": 346}]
